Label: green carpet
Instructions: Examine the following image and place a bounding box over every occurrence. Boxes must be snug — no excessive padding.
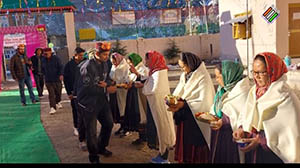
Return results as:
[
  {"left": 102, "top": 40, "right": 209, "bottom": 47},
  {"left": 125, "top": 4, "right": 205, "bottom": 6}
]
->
[{"left": 0, "top": 89, "right": 60, "bottom": 163}]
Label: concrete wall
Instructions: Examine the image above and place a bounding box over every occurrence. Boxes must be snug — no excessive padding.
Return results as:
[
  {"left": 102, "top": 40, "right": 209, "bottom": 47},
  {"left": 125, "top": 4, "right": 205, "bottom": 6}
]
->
[
  {"left": 219, "top": 0, "right": 300, "bottom": 69},
  {"left": 79, "top": 34, "right": 220, "bottom": 61},
  {"left": 219, "top": 0, "right": 277, "bottom": 69}
]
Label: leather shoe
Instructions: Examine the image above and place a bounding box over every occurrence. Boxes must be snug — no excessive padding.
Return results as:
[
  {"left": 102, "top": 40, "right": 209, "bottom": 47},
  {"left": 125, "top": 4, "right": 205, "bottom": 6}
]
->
[{"left": 98, "top": 148, "right": 112, "bottom": 157}]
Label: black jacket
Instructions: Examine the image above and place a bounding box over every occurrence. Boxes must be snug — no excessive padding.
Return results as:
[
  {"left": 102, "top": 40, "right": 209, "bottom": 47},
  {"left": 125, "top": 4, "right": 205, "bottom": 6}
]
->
[
  {"left": 31, "top": 55, "right": 44, "bottom": 75},
  {"left": 42, "top": 54, "right": 64, "bottom": 83},
  {"left": 77, "top": 58, "right": 112, "bottom": 109},
  {"left": 63, "top": 57, "right": 87, "bottom": 95}
]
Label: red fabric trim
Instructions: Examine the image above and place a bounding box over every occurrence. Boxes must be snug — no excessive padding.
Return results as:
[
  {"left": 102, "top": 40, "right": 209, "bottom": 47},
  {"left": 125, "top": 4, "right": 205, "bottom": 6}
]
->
[{"left": 175, "top": 122, "right": 184, "bottom": 163}]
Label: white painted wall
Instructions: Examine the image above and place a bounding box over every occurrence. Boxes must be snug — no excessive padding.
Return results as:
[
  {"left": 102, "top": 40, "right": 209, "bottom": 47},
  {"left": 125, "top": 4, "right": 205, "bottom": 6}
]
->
[
  {"left": 64, "top": 12, "right": 76, "bottom": 59},
  {"left": 219, "top": 0, "right": 277, "bottom": 69}
]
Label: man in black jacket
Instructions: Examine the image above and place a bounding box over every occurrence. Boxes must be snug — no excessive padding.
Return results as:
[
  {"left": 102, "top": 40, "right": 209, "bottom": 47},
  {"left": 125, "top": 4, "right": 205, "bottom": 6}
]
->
[
  {"left": 64, "top": 47, "right": 87, "bottom": 150},
  {"left": 42, "top": 48, "right": 64, "bottom": 114},
  {"left": 77, "top": 42, "right": 117, "bottom": 163},
  {"left": 31, "top": 48, "right": 44, "bottom": 97}
]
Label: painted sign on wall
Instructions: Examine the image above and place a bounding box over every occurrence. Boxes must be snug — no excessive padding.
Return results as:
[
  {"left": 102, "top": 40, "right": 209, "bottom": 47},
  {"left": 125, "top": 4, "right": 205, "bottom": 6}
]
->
[
  {"left": 160, "top": 9, "right": 181, "bottom": 24},
  {"left": 112, "top": 11, "right": 135, "bottom": 25},
  {"left": 3, "top": 34, "right": 26, "bottom": 48}
]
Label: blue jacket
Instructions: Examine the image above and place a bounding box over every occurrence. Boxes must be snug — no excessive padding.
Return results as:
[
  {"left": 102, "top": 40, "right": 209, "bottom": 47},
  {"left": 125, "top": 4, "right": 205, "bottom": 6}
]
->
[{"left": 42, "top": 54, "right": 64, "bottom": 83}]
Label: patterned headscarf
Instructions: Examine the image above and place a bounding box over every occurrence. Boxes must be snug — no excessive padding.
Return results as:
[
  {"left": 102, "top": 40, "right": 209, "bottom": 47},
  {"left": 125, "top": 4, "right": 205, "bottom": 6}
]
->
[
  {"left": 128, "top": 53, "right": 143, "bottom": 67},
  {"left": 213, "top": 60, "right": 244, "bottom": 118},
  {"left": 146, "top": 50, "right": 168, "bottom": 76},
  {"left": 254, "top": 52, "right": 288, "bottom": 99},
  {"left": 96, "top": 42, "right": 111, "bottom": 53},
  {"left": 111, "top": 52, "right": 124, "bottom": 66}
]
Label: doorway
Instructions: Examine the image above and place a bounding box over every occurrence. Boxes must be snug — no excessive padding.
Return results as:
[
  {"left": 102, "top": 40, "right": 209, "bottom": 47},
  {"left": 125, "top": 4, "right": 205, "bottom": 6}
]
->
[
  {"left": 3, "top": 47, "right": 16, "bottom": 81},
  {"left": 289, "top": 3, "right": 300, "bottom": 58}
]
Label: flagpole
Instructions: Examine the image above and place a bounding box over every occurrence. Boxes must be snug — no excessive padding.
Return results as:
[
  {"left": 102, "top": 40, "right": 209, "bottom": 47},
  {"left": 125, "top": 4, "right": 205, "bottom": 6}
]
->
[
  {"left": 246, "top": 0, "right": 249, "bottom": 77},
  {"left": 188, "top": 0, "right": 192, "bottom": 36}
]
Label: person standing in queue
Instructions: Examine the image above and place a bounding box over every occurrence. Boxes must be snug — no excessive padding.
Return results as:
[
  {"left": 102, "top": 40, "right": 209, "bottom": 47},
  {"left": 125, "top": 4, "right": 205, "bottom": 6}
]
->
[{"left": 76, "top": 42, "right": 117, "bottom": 163}]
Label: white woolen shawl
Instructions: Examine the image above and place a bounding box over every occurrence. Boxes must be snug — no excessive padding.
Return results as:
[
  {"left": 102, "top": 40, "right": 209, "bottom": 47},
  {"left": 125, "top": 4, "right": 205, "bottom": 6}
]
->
[
  {"left": 109, "top": 59, "right": 130, "bottom": 116},
  {"left": 218, "top": 78, "right": 252, "bottom": 131},
  {"left": 239, "top": 75, "right": 300, "bottom": 163},
  {"left": 173, "top": 62, "right": 215, "bottom": 149},
  {"left": 143, "top": 69, "right": 176, "bottom": 154}
]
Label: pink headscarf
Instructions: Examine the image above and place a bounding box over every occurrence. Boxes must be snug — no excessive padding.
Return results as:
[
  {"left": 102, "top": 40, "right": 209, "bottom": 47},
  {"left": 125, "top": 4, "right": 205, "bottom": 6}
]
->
[{"left": 111, "top": 52, "right": 124, "bottom": 66}]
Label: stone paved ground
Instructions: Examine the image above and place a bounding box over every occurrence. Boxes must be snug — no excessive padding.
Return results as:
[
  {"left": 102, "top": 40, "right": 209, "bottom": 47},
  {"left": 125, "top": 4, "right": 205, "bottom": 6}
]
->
[{"left": 40, "top": 88, "right": 173, "bottom": 163}]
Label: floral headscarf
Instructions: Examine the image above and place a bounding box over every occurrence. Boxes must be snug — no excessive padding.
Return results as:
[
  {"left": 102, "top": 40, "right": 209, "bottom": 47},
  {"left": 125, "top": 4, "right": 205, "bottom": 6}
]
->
[{"left": 254, "top": 52, "right": 288, "bottom": 99}]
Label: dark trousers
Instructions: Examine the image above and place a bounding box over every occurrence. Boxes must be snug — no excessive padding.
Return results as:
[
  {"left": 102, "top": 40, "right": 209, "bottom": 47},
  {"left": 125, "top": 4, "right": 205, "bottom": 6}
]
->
[
  {"left": 138, "top": 123, "right": 147, "bottom": 141},
  {"left": 45, "top": 82, "right": 62, "bottom": 109},
  {"left": 34, "top": 74, "right": 44, "bottom": 96},
  {"left": 18, "top": 76, "right": 36, "bottom": 104},
  {"left": 79, "top": 101, "right": 113, "bottom": 162},
  {"left": 75, "top": 98, "right": 86, "bottom": 142},
  {"left": 146, "top": 102, "right": 158, "bottom": 148},
  {"left": 71, "top": 98, "right": 78, "bottom": 128}
]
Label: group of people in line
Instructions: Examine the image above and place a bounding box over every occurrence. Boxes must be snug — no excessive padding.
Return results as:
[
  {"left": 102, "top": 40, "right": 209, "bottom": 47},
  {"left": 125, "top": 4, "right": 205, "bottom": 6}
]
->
[
  {"left": 10, "top": 42, "right": 300, "bottom": 164},
  {"left": 10, "top": 45, "right": 63, "bottom": 112}
]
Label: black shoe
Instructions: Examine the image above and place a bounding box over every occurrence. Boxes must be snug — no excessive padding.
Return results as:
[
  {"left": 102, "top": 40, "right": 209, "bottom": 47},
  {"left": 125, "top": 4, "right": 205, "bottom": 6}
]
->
[
  {"left": 98, "top": 148, "right": 112, "bottom": 157},
  {"left": 132, "top": 138, "right": 144, "bottom": 145},
  {"left": 38, "top": 94, "right": 44, "bottom": 97},
  {"left": 148, "top": 144, "right": 159, "bottom": 150},
  {"left": 114, "top": 127, "right": 123, "bottom": 135},
  {"left": 89, "top": 156, "right": 100, "bottom": 164},
  {"left": 120, "top": 131, "right": 130, "bottom": 138},
  {"left": 22, "top": 103, "right": 27, "bottom": 106},
  {"left": 90, "top": 160, "right": 100, "bottom": 164},
  {"left": 32, "top": 100, "right": 39, "bottom": 104}
]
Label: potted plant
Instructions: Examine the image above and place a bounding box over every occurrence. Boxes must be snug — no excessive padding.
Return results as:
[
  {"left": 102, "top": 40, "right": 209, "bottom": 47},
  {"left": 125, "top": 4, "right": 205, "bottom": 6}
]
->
[
  {"left": 163, "top": 40, "right": 181, "bottom": 65},
  {"left": 111, "top": 39, "right": 127, "bottom": 56}
]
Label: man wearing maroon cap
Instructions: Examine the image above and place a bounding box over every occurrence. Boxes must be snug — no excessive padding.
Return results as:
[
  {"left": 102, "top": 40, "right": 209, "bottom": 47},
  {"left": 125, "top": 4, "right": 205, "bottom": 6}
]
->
[
  {"left": 77, "top": 42, "right": 117, "bottom": 163},
  {"left": 42, "top": 47, "right": 64, "bottom": 114}
]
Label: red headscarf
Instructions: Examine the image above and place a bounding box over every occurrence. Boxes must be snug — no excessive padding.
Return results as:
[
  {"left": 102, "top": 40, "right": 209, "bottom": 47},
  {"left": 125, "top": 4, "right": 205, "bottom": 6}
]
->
[
  {"left": 146, "top": 50, "right": 168, "bottom": 76},
  {"left": 255, "top": 52, "right": 288, "bottom": 99}
]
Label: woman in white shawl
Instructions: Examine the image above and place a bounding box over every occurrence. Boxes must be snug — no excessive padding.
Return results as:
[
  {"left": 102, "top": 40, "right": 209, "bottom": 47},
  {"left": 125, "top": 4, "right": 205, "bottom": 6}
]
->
[
  {"left": 127, "top": 53, "right": 149, "bottom": 145},
  {"left": 233, "top": 52, "right": 300, "bottom": 163},
  {"left": 168, "top": 52, "right": 215, "bottom": 163},
  {"left": 109, "top": 52, "right": 130, "bottom": 135},
  {"left": 208, "top": 61, "right": 251, "bottom": 163},
  {"left": 143, "top": 50, "right": 176, "bottom": 163}
]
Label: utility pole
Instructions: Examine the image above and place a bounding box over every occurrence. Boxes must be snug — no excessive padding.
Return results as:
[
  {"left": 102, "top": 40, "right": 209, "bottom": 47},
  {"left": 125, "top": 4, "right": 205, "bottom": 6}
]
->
[
  {"left": 188, "top": 0, "right": 192, "bottom": 35},
  {"left": 246, "top": 0, "right": 249, "bottom": 77},
  {"left": 202, "top": 0, "right": 209, "bottom": 34}
]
